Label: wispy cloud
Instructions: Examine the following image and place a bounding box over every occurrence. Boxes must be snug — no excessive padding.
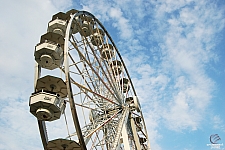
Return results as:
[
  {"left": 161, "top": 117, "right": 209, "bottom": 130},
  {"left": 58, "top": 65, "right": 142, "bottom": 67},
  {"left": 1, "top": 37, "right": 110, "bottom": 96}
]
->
[
  {"left": 0, "top": 0, "right": 224, "bottom": 149},
  {"left": 0, "top": 98, "right": 41, "bottom": 150},
  {"left": 0, "top": 0, "right": 73, "bottom": 149},
  {"left": 80, "top": 0, "right": 225, "bottom": 149},
  {"left": 153, "top": 0, "right": 224, "bottom": 131},
  {"left": 212, "top": 115, "right": 225, "bottom": 132}
]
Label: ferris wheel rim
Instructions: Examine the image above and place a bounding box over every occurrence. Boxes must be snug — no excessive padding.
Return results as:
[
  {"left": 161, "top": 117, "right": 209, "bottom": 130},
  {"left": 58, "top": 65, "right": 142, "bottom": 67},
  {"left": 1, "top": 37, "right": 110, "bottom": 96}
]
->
[
  {"left": 64, "top": 12, "right": 87, "bottom": 150},
  {"left": 33, "top": 9, "right": 151, "bottom": 150},
  {"left": 73, "top": 11, "right": 137, "bottom": 96},
  {"left": 70, "top": 10, "right": 151, "bottom": 149},
  {"left": 65, "top": 10, "right": 150, "bottom": 150}
]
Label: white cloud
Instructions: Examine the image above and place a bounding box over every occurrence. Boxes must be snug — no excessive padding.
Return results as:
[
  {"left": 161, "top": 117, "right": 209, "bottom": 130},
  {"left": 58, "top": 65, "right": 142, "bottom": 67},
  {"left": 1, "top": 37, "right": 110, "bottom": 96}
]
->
[
  {"left": 212, "top": 115, "right": 225, "bottom": 132},
  {"left": 0, "top": 0, "right": 224, "bottom": 149},
  {"left": 0, "top": 98, "right": 42, "bottom": 149},
  {"left": 136, "top": 64, "right": 155, "bottom": 77},
  {"left": 81, "top": 0, "right": 135, "bottom": 40},
  {"left": 81, "top": 0, "right": 111, "bottom": 22},
  {"left": 51, "top": 0, "right": 73, "bottom": 11},
  {"left": 149, "top": 0, "right": 223, "bottom": 131},
  {"left": 124, "top": 0, "right": 224, "bottom": 147},
  {"left": 107, "top": 7, "right": 133, "bottom": 39},
  {"left": 0, "top": 0, "right": 73, "bottom": 149},
  {"left": 144, "top": 113, "right": 162, "bottom": 150}
]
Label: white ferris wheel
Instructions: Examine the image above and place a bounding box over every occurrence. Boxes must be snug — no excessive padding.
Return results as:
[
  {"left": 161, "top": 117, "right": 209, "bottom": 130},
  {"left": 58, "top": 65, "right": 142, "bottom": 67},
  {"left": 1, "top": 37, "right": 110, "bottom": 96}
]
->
[{"left": 29, "top": 9, "right": 150, "bottom": 150}]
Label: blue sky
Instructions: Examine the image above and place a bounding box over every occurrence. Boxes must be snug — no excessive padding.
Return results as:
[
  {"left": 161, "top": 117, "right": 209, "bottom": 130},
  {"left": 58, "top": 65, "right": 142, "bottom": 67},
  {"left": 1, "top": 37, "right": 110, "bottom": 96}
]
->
[{"left": 0, "top": 0, "right": 224, "bottom": 149}]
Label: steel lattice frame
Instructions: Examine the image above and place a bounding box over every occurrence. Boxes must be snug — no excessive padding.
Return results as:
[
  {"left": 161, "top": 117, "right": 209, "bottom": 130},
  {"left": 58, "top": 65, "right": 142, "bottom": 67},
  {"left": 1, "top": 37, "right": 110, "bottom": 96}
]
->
[{"left": 34, "top": 10, "right": 150, "bottom": 150}]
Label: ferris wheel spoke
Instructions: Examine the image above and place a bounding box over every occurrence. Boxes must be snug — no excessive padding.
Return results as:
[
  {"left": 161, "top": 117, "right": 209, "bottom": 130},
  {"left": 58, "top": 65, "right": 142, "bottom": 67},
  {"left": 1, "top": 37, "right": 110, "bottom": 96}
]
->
[
  {"left": 71, "top": 101, "right": 102, "bottom": 112},
  {"left": 30, "top": 10, "right": 150, "bottom": 150},
  {"left": 70, "top": 36, "right": 123, "bottom": 104},
  {"left": 85, "top": 109, "right": 121, "bottom": 139},
  {"left": 68, "top": 53, "right": 102, "bottom": 96},
  {"left": 66, "top": 57, "right": 119, "bottom": 107},
  {"left": 79, "top": 34, "right": 122, "bottom": 101},
  {"left": 69, "top": 53, "right": 120, "bottom": 105},
  {"left": 67, "top": 109, "right": 122, "bottom": 144},
  {"left": 70, "top": 79, "right": 120, "bottom": 106},
  {"left": 88, "top": 45, "right": 123, "bottom": 103},
  {"left": 89, "top": 130, "right": 103, "bottom": 150},
  {"left": 72, "top": 85, "right": 118, "bottom": 112},
  {"left": 71, "top": 45, "right": 117, "bottom": 99}
]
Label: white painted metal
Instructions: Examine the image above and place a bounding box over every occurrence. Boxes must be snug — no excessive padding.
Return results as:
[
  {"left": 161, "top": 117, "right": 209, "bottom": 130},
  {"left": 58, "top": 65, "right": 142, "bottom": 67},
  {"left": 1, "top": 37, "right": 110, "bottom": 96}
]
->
[
  {"left": 100, "top": 44, "right": 114, "bottom": 60},
  {"left": 48, "top": 19, "right": 67, "bottom": 37},
  {"left": 34, "top": 62, "right": 41, "bottom": 90},
  {"left": 91, "top": 28, "right": 104, "bottom": 46},
  {"left": 47, "top": 139, "right": 81, "bottom": 150},
  {"left": 120, "top": 78, "right": 130, "bottom": 93},
  {"left": 31, "top": 9, "right": 151, "bottom": 150},
  {"left": 64, "top": 12, "right": 87, "bottom": 150},
  {"left": 121, "top": 120, "right": 131, "bottom": 150},
  {"left": 131, "top": 117, "right": 142, "bottom": 150},
  {"left": 29, "top": 91, "right": 66, "bottom": 121},
  {"left": 112, "top": 107, "right": 129, "bottom": 149},
  {"left": 34, "top": 32, "right": 64, "bottom": 70},
  {"left": 78, "top": 15, "right": 94, "bottom": 37},
  {"left": 109, "top": 60, "right": 123, "bottom": 75},
  {"left": 133, "top": 96, "right": 141, "bottom": 112},
  {"left": 35, "top": 75, "right": 68, "bottom": 98}
]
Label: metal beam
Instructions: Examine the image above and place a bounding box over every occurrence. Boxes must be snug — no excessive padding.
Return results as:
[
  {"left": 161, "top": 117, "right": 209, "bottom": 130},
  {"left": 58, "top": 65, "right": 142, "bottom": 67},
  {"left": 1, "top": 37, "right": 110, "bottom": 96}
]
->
[
  {"left": 64, "top": 13, "right": 87, "bottom": 150},
  {"left": 130, "top": 117, "right": 141, "bottom": 150},
  {"left": 111, "top": 107, "right": 129, "bottom": 149},
  {"left": 121, "top": 122, "right": 131, "bottom": 150},
  {"left": 34, "top": 63, "right": 48, "bottom": 150}
]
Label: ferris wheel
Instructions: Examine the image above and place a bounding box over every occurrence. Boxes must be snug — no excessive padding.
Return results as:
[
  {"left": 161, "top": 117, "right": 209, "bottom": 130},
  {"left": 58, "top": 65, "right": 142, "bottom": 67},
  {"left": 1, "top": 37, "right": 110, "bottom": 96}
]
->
[{"left": 29, "top": 9, "right": 150, "bottom": 150}]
